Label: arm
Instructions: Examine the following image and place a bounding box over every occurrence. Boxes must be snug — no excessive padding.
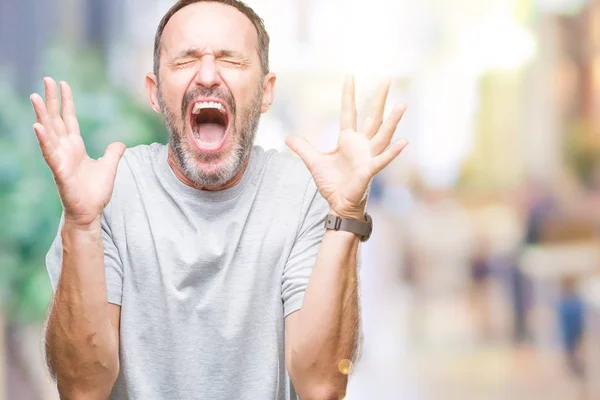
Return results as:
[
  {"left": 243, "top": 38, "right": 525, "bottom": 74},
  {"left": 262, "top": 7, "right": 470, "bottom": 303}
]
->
[
  {"left": 45, "top": 220, "right": 121, "bottom": 400},
  {"left": 30, "top": 77, "right": 126, "bottom": 399},
  {"left": 285, "top": 75, "right": 408, "bottom": 399},
  {"left": 285, "top": 229, "right": 360, "bottom": 400}
]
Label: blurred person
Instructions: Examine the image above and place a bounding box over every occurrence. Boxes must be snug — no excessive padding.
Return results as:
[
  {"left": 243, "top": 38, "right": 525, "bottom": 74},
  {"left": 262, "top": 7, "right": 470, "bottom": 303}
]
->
[
  {"left": 29, "top": 1, "right": 408, "bottom": 399},
  {"left": 512, "top": 181, "right": 556, "bottom": 344},
  {"left": 523, "top": 182, "right": 556, "bottom": 245},
  {"left": 468, "top": 236, "right": 494, "bottom": 341},
  {"left": 470, "top": 237, "right": 491, "bottom": 287},
  {"left": 557, "top": 277, "right": 585, "bottom": 379}
]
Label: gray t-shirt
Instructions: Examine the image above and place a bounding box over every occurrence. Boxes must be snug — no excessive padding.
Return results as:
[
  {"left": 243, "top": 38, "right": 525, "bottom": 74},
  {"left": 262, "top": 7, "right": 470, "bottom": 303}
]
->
[{"left": 46, "top": 143, "right": 329, "bottom": 399}]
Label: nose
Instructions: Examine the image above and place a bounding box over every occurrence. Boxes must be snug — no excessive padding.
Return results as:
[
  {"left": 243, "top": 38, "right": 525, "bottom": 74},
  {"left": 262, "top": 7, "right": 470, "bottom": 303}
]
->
[{"left": 194, "top": 56, "right": 221, "bottom": 89}]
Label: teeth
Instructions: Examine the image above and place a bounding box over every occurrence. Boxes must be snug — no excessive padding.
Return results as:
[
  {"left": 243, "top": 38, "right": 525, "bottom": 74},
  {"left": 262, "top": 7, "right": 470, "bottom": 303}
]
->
[{"left": 192, "top": 101, "right": 226, "bottom": 115}]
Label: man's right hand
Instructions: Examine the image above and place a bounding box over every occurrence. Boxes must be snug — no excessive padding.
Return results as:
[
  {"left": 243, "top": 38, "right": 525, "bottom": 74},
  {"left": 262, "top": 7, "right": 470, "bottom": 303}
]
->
[{"left": 30, "top": 77, "right": 126, "bottom": 228}]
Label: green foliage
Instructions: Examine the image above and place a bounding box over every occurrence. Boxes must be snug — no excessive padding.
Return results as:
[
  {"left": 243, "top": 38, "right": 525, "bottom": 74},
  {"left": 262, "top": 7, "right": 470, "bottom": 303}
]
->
[{"left": 0, "top": 44, "right": 165, "bottom": 324}]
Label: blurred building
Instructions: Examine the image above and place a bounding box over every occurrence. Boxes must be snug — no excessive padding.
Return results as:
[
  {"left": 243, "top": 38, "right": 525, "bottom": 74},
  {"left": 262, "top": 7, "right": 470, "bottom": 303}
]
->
[
  {"left": 507, "top": 0, "right": 600, "bottom": 190},
  {"left": 0, "top": 0, "right": 125, "bottom": 93},
  {"left": 550, "top": 0, "right": 600, "bottom": 186},
  {"left": 457, "top": 0, "right": 600, "bottom": 191},
  {"left": 0, "top": 0, "right": 53, "bottom": 93}
]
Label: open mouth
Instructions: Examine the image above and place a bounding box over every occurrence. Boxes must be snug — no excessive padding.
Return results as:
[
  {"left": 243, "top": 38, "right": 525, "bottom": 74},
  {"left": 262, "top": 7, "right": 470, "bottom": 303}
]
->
[{"left": 189, "top": 100, "right": 230, "bottom": 152}]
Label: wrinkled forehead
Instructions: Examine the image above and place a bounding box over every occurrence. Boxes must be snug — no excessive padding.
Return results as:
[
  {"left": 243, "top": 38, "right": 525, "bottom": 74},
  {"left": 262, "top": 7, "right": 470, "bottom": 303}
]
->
[{"left": 161, "top": 2, "right": 259, "bottom": 59}]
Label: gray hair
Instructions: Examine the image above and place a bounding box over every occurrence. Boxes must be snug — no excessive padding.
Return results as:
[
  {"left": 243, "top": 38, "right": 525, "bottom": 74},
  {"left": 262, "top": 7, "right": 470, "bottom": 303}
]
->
[{"left": 153, "top": 0, "right": 270, "bottom": 79}]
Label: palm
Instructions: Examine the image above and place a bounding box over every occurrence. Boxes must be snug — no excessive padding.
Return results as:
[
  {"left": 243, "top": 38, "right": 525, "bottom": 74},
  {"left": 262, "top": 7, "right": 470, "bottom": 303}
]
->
[
  {"left": 287, "top": 76, "right": 408, "bottom": 218},
  {"left": 53, "top": 136, "right": 120, "bottom": 218},
  {"left": 309, "top": 130, "right": 372, "bottom": 208},
  {"left": 31, "top": 78, "right": 125, "bottom": 226}
]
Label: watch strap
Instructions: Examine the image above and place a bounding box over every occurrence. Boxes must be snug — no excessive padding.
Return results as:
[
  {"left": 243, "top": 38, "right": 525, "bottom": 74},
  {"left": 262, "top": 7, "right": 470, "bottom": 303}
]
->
[{"left": 324, "top": 213, "right": 373, "bottom": 242}]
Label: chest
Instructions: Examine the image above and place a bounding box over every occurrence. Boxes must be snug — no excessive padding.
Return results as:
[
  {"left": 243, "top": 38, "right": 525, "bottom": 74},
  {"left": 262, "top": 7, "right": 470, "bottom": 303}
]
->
[{"left": 112, "top": 187, "right": 299, "bottom": 298}]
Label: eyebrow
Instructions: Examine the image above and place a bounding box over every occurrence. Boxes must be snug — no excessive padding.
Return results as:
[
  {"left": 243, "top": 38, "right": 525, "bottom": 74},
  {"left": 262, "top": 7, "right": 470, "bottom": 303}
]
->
[{"left": 170, "top": 48, "right": 250, "bottom": 62}]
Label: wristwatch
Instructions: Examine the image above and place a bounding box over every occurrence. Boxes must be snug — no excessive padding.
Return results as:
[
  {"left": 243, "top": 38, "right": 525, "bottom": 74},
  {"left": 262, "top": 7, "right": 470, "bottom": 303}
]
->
[{"left": 324, "top": 213, "right": 373, "bottom": 242}]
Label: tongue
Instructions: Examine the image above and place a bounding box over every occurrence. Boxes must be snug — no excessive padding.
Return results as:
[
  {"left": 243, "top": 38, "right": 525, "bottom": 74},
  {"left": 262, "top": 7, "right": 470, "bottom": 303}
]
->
[{"left": 197, "top": 123, "right": 225, "bottom": 144}]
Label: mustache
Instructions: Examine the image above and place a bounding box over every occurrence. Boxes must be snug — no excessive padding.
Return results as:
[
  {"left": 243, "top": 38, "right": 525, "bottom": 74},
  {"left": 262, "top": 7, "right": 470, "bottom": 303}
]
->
[{"left": 181, "top": 87, "right": 236, "bottom": 119}]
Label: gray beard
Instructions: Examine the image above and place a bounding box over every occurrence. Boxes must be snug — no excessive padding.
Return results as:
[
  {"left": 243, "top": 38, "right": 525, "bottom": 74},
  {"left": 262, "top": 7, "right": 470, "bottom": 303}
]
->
[{"left": 158, "top": 85, "right": 263, "bottom": 188}]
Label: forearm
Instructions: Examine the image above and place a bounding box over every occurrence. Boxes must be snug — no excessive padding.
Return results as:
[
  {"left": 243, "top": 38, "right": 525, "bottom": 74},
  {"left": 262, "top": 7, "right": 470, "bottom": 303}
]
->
[
  {"left": 289, "top": 228, "right": 360, "bottom": 396},
  {"left": 45, "top": 218, "right": 119, "bottom": 398}
]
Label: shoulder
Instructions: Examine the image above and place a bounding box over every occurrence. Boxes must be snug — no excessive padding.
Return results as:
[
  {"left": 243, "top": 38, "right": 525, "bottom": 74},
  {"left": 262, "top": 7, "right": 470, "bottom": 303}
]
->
[
  {"left": 120, "top": 142, "right": 164, "bottom": 170},
  {"left": 107, "top": 142, "right": 165, "bottom": 211},
  {"left": 256, "top": 146, "right": 328, "bottom": 215},
  {"left": 112, "top": 142, "right": 164, "bottom": 184},
  {"left": 259, "top": 146, "right": 313, "bottom": 189}
]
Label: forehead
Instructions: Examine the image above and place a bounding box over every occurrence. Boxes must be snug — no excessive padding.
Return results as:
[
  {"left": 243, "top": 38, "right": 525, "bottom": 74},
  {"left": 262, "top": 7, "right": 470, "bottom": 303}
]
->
[{"left": 161, "top": 2, "right": 259, "bottom": 56}]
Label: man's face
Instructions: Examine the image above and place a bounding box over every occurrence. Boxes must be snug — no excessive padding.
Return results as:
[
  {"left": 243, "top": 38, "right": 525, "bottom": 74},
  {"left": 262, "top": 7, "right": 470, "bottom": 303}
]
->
[{"left": 150, "top": 2, "right": 275, "bottom": 187}]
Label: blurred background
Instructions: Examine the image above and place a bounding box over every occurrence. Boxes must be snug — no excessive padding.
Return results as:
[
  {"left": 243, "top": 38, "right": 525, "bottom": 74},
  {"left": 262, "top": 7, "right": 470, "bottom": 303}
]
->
[{"left": 2, "top": 0, "right": 600, "bottom": 399}]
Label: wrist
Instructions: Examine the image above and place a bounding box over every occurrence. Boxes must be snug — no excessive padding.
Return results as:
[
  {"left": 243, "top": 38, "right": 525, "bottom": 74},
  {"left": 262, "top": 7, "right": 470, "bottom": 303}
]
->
[
  {"left": 63, "top": 214, "right": 102, "bottom": 233},
  {"left": 329, "top": 196, "right": 368, "bottom": 221},
  {"left": 329, "top": 208, "right": 366, "bottom": 221}
]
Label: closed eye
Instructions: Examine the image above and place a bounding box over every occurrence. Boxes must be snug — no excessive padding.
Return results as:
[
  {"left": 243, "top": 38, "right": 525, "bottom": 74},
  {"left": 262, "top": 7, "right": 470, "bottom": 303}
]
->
[
  {"left": 172, "top": 59, "right": 197, "bottom": 68},
  {"left": 219, "top": 59, "right": 245, "bottom": 68}
]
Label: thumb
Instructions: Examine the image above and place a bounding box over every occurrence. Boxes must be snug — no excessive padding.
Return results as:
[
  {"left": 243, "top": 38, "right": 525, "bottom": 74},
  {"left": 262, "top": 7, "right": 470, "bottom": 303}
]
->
[
  {"left": 285, "top": 136, "right": 320, "bottom": 171},
  {"left": 101, "top": 142, "right": 126, "bottom": 173}
]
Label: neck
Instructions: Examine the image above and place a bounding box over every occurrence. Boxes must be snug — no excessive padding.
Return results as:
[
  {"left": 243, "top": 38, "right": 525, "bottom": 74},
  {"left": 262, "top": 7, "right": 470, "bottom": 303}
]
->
[{"left": 167, "top": 147, "right": 250, "bottom": 191}]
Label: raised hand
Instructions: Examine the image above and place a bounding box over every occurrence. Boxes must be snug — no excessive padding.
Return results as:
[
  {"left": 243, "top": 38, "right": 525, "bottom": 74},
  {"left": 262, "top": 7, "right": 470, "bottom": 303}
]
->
[
  {"left": 30, "top": 78, "right": 126, "bottom": 227},
  {"left": 286, "top": 75, "right": 408, "bottom": 220}
]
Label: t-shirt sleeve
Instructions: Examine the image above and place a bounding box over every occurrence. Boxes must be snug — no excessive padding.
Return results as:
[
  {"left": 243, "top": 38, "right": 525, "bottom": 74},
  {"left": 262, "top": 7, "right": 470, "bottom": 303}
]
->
[
  {"left": 45, "top": 208, "right": 124, "bottom": 306},
  {"left": 281, "top": 180, "right": 329, "bottom": 317}
]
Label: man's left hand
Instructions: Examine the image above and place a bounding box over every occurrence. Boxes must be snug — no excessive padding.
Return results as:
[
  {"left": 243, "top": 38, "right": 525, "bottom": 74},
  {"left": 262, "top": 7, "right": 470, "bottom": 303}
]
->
[{"left": 286, "top": 75, "right": 408, "bottom": 220}]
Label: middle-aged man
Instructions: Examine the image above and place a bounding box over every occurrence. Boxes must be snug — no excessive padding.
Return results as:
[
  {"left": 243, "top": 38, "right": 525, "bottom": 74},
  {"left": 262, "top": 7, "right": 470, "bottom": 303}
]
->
[{"left": 31, "top": 0, "right": 408, "bottom": 399}]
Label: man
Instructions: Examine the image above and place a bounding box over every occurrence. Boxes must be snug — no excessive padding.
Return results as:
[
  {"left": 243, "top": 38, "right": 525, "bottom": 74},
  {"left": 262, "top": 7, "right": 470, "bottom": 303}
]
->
[{"left": 31, "top": 0, "right": 408, "bottom": 399}]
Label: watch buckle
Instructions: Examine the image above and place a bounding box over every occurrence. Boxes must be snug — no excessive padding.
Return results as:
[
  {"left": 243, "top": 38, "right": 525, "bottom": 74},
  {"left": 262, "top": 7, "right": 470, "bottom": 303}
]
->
[{"left": 334, "top": 216, "right": 342, "bottom": 230}]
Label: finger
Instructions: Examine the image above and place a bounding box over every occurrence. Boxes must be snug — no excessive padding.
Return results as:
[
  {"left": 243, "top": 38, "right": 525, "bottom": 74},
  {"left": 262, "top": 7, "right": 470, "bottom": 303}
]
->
[
  {"left": 30, "top": 93, "right": 50, "bottom": 125},
  {"left": 30, "top": 93, "right": 59, "bottom": 148},
  {"left": 33, "top": 123, "right": 51, "bottom": 152},
  {"left": 44, "top": 77, "right": 61, "bottom": 117},
  {"left": 370, "top": 103, "right": 407, "bottom": 155},
  {"left": 44, "top": 77, "right": 67, "bottom": 137},
  {"left": 340, "top": 75, "right": 357, "bottom": 132},
  {"left": 370, "top": 139, "right": 408, "bottom": 175},
  {"left": 60, "top": 81, "right": 80, "bottom": 136},
  {"left": 33, "top": 123, "right": 58, "bottom": 167},
  {"left": 285, "top": 136, "right": 320, "bottom": 172},
  {"left": 361, "top": 79, "right": 392, "bottom": 139},
  {"left": 101, "top": 142, "right": 127, "bottom": 174}
]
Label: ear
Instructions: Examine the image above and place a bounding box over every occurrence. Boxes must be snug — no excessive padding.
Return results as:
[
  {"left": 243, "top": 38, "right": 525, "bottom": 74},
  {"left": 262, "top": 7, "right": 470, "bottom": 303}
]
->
[
  {"left": 260, "top": 72, "right": 276, "bottom": 114},
  {"left": 145, "top": 72, "right": 161, "bottom": 113}
]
